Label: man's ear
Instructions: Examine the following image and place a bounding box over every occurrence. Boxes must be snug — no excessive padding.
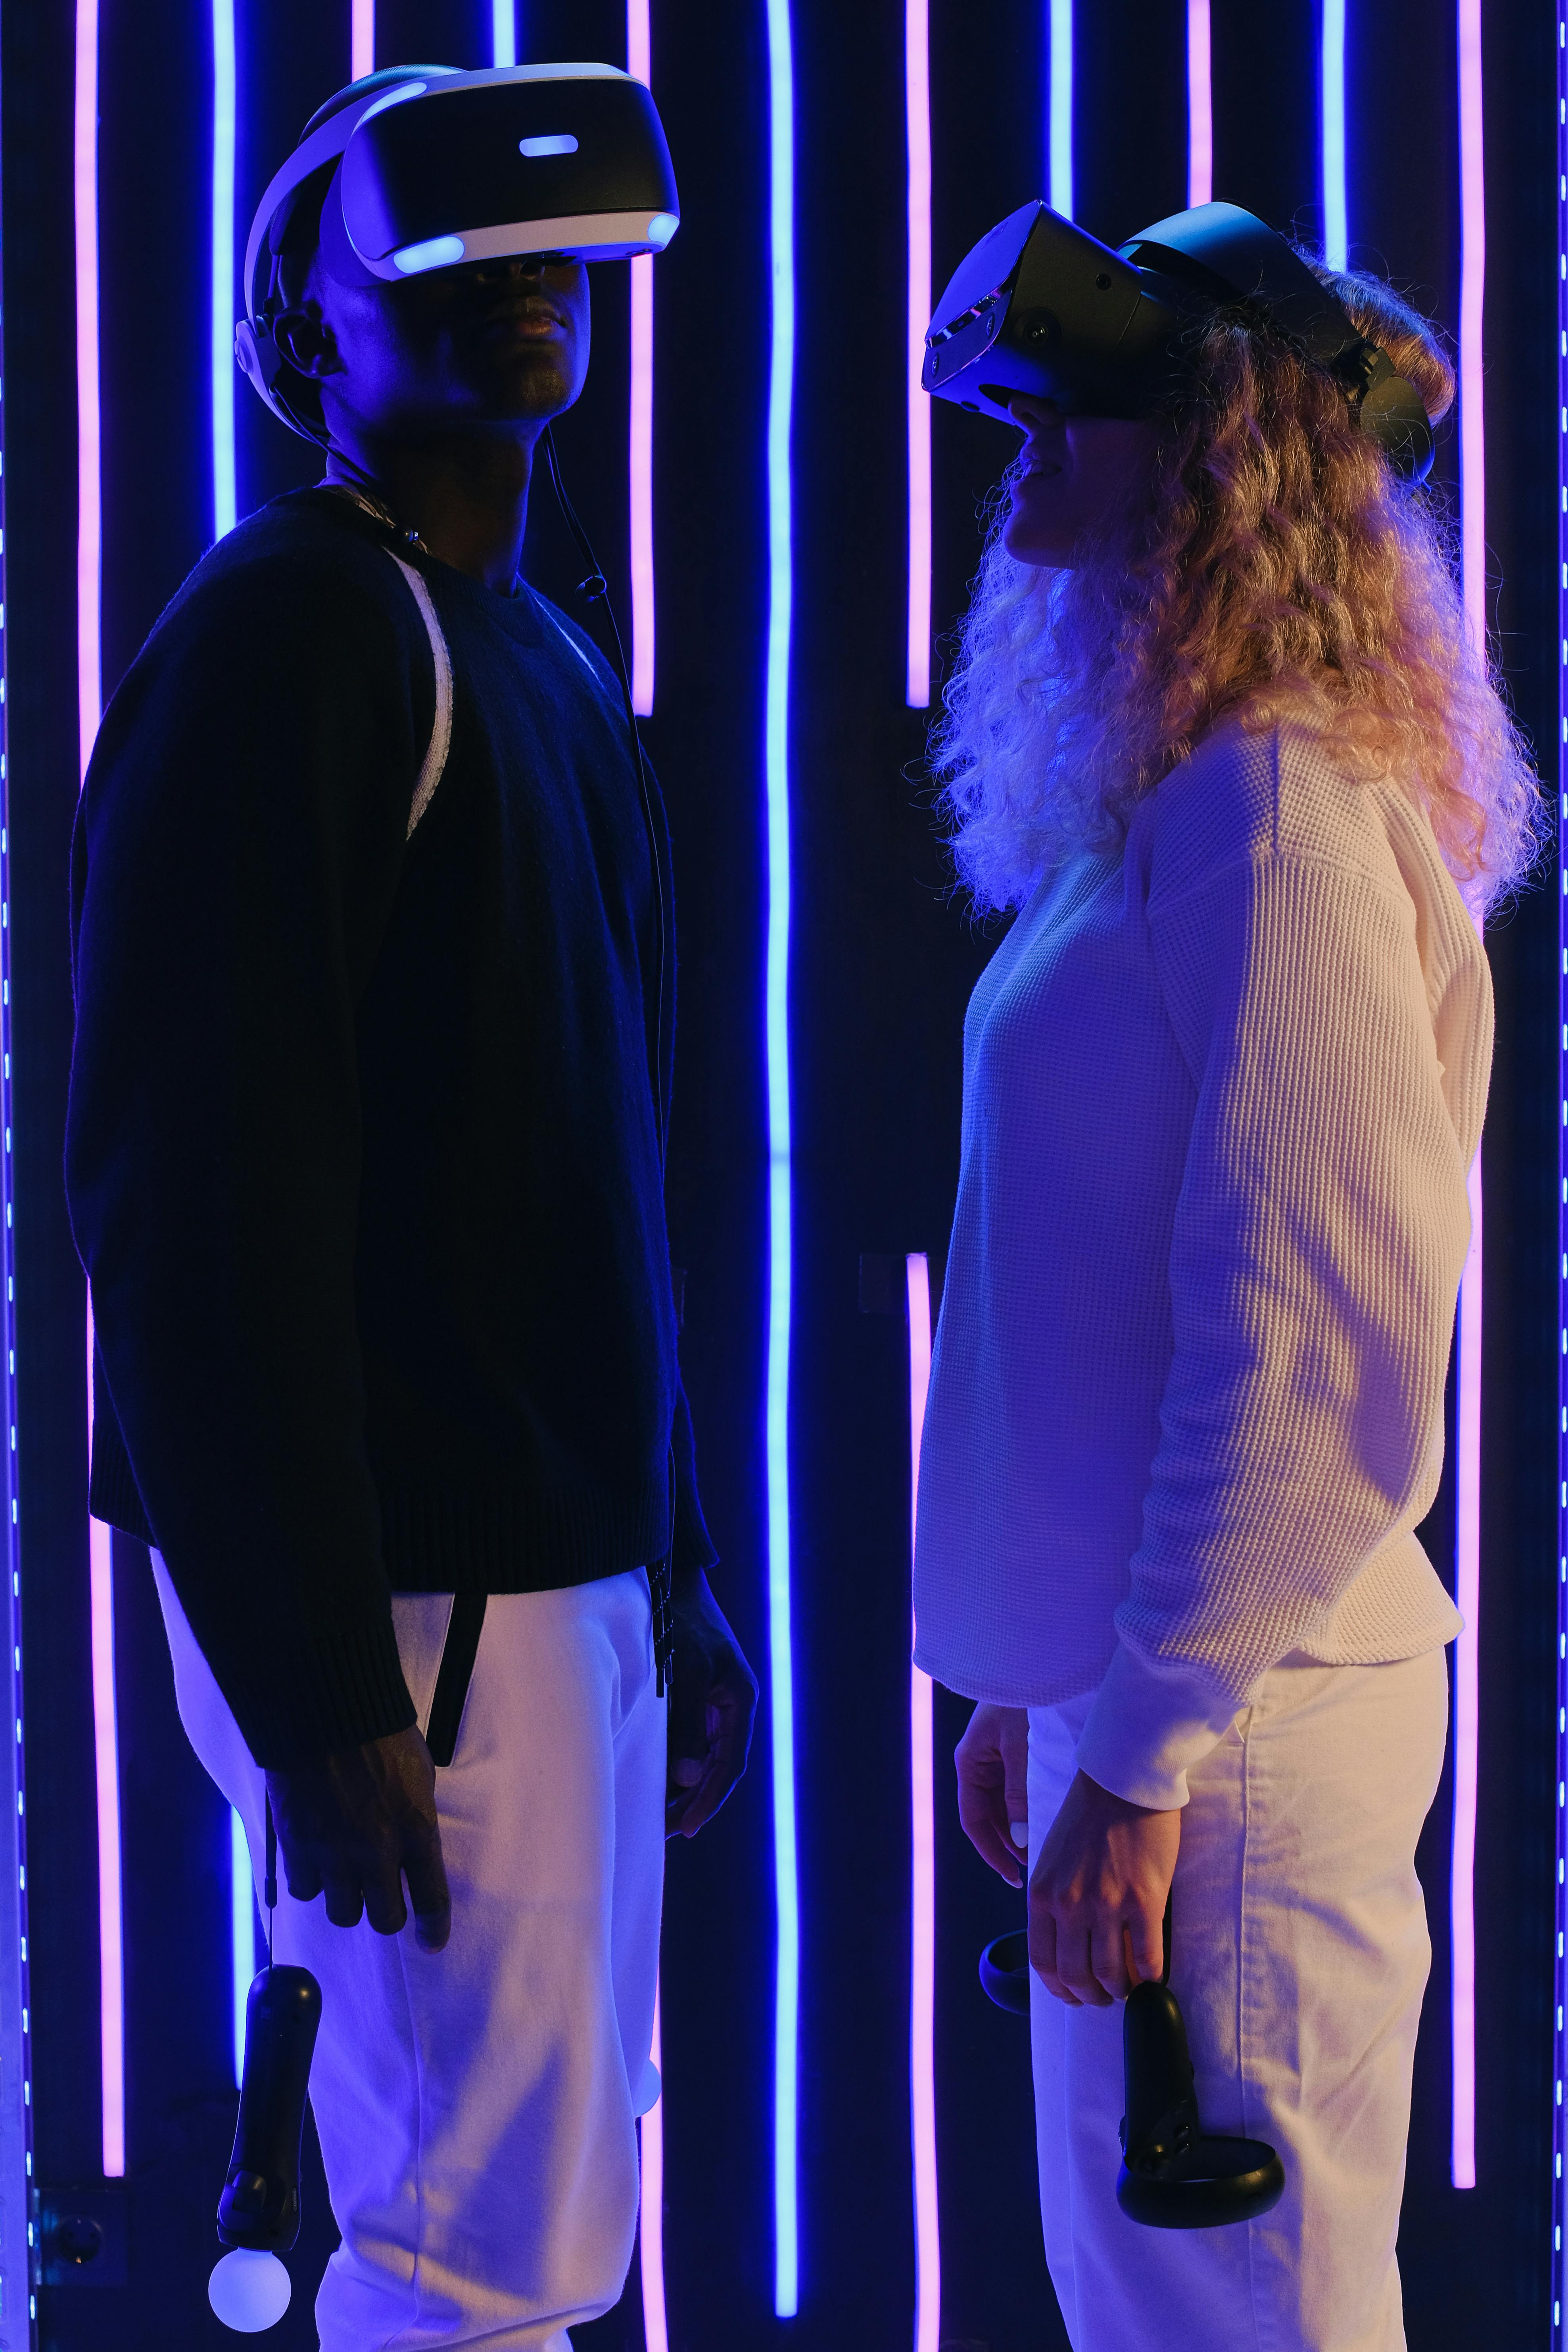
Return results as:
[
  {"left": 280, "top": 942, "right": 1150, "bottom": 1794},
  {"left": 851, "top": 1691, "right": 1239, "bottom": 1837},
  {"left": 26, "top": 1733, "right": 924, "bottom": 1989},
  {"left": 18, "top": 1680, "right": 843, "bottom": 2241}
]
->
[{"left": 273, "top": 303, "right": 340, "bottom": 383}]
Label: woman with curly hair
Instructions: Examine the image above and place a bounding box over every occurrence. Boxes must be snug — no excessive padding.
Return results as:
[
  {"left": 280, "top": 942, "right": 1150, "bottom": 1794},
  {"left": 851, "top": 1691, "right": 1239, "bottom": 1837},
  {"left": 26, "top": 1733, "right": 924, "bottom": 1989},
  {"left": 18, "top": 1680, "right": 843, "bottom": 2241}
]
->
[{"left": 913, "top": 225, "right": 1540, "bottom": 2349}]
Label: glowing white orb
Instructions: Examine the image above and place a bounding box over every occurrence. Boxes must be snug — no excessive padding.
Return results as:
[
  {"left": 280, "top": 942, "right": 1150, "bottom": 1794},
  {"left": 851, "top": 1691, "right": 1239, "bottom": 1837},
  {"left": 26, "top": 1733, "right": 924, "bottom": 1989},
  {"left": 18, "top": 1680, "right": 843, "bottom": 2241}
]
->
[{"left": 208, "top": 2247, "right": 292, "bottom": 2332}]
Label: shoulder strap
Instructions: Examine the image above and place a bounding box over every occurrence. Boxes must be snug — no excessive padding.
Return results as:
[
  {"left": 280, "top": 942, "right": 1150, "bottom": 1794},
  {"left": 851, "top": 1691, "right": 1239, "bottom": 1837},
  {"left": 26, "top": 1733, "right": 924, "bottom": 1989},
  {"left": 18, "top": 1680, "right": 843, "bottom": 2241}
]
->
[{"left": 383, "top": 549, "right": 453, "bottom": 839}]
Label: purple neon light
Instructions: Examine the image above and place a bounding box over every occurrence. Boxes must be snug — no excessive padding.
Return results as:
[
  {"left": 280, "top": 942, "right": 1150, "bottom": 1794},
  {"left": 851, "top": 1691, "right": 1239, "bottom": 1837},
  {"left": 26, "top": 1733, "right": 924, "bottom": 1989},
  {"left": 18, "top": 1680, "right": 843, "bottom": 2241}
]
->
[
  {"left": 904, "top": 0, "right": 931, "bottom": 709},
  {"left": 907, "top": 1254, "right": 938, "bottom": 2352},
  {"left": 1555, "top": 10, "right": 1568, "bottom": 2325},
  {"left": 1450, "top": 0, "right": 1486, "bottom": 2195},
  {"left": 351, "top": 0, "right": 374, "bottom": 82},
  {"left": 1186, "top": 0, "right": 1213, "bottom": 208},
  {"left": 639, "top": 1981, "right": 667, "bottom": 2352},
  {"left": 628, "top": 0, "right": 654, "bottom": 715},
  {"left": 75, "top": 0, "right": 126, "bottom": 2183}
]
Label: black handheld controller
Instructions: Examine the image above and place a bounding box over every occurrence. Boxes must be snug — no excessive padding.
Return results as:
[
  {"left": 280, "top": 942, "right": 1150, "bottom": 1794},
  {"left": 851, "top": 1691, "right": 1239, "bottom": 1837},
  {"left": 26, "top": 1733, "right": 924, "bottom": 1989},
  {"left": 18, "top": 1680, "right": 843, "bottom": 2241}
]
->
[{"left": 217, "top": 1964, "right": 322, "bottom": 2253}]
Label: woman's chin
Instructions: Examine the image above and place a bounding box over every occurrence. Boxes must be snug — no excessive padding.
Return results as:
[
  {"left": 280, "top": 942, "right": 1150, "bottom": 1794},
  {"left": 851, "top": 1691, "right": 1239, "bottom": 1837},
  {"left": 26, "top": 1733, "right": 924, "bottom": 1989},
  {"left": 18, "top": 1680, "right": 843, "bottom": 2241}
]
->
[{"left": 1002, "top": 509, "right": 1073, "bottom": 568}]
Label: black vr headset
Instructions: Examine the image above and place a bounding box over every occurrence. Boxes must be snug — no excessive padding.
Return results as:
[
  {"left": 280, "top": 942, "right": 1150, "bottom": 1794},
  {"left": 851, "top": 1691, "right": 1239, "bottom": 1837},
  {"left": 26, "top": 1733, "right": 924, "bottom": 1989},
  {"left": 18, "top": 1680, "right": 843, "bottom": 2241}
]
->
[
  {"left": 238, "top": 61, "right": 680, "bottom": 443},
  {"left": 923, "top": 198, "right": 1434, "bottom": 484}
]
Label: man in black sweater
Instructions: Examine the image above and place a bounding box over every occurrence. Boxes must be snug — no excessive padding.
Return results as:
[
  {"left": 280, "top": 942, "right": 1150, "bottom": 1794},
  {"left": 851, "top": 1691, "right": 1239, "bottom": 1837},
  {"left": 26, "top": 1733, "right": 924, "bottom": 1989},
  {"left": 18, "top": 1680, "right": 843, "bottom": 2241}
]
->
[{"left": 65, "top": 67, "right": 754, "bottom": 2349}]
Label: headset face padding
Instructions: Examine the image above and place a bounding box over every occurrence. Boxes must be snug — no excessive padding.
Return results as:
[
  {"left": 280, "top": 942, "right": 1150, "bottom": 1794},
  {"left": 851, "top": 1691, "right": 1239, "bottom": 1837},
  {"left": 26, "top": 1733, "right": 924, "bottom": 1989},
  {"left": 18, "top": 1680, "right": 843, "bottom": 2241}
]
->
[{"left": 925, "top": 198, "right": 1435, "bottom": 483}]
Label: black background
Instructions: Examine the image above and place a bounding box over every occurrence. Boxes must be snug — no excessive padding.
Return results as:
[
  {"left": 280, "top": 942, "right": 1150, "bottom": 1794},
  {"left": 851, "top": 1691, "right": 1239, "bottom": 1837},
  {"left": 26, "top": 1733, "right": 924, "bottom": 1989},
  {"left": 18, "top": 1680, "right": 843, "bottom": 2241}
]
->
[{"left": 2, "top": 0, "right": 1557, "bottom": 2345}]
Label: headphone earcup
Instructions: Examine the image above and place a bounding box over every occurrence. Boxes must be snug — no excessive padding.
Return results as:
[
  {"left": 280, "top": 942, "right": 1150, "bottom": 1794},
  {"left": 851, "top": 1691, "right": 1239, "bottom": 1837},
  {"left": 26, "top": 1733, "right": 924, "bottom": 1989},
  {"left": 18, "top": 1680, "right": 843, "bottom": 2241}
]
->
[{"left": 1359, "top": 368, "right": 1435, "bottom": 485}]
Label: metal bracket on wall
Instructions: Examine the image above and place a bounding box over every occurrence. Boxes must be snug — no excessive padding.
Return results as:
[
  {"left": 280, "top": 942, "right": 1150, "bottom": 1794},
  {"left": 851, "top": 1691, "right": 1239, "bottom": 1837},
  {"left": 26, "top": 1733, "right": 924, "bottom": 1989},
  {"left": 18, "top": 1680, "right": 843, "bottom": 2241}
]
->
[{"left": 35, "top": 2184, "right": 128, "bottom": 2289}]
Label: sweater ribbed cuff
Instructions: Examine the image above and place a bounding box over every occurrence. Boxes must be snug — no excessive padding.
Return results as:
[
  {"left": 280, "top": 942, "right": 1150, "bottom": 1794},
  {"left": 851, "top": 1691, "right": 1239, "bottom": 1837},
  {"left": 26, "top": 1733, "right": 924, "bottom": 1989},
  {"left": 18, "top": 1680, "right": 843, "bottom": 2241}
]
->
[
  {"left": 229, "top": 1612, "right": 417, "bottom": 1769},
  {"left": 1074, "top": 1642, "right": 1243, "bottom": 1811}
]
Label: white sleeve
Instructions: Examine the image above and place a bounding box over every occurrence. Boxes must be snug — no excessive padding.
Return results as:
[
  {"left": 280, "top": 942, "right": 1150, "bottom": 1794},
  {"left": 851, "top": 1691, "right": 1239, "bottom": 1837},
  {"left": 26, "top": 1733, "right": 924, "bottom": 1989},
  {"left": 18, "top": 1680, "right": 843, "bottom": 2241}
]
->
[{"left": 1074, "top": 850, "right": 1473, "bottom": 1810}]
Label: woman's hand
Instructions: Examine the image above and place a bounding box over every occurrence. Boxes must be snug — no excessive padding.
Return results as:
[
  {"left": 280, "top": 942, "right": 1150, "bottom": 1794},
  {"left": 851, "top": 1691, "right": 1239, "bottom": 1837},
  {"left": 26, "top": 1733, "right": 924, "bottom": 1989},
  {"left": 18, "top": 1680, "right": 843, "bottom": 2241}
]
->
[
  {"left": 1029, "top": 1768, "right": 1179, "bottom": 2006},
  {"left": 955, "top": 1703, "right": 1031, "bottom": 1886}
]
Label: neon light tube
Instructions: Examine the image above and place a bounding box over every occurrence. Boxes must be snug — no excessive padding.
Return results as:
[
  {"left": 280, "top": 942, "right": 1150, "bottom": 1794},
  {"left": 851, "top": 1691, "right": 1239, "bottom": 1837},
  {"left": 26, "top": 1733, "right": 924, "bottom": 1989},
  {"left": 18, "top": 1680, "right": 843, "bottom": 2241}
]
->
[
  {"left": 906, "top": 1256, "right": 938, "bottom": 2352},
  {"left": 628, "top": 0, "right": 654, "bottom": 715},
  {"left": 1556, "top": 13, "right": 1568, "bottom": 2325},
  {"left": 1320, "top": 0, "right": 1347, "bottom": 271},
  {"left": 1186, "top": 0, "right": 1212, "bottom": 209},
  {"left": 1451, "top": 0, "right": 1486, "bottom": 2193},
  {"left": 76, "top": 0, "right": 125, "bottom": 2184},
  {"left": 905, "top": 0, "right": 931, "bottom": 709},
  {"left": 74, "top": 0, "right": 101, "bottom": 781},
  {"left": 639, "top": 1982, "right": 667, "bottom": 2352},
  {"left": 763, "top": 0, "right": 799, "bottom": 2315},
  {"left": 211, "top": 0, "right": 237, "bottom": 541},
  {"left": 350, "top": 0, "right": 374, "bottom": 82},
  {"left": 230, "top": 1808, "right": 253, "bottom": 2084},
  {"left": 1047, "top": 0, "right": 1073, "bottom": 219},
  {"left": 492, "top": 1, "right": 516, "bottom": 68}
]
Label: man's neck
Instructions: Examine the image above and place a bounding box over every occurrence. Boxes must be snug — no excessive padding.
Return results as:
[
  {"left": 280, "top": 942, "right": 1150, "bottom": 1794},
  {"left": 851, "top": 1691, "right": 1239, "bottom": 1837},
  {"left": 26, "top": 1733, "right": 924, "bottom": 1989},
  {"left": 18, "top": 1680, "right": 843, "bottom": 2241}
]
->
[{"left": 323, "top": 430, "right": 540, "bottom": 595}]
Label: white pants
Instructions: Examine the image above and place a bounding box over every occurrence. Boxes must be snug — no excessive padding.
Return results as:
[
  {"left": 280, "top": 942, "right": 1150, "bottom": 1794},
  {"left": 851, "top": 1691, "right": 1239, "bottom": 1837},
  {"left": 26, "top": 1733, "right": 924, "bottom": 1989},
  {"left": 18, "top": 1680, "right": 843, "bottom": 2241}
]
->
[
  {"left": 1028, "top": 1647, "right": 1448, "bottom": 2352},
  {"left": 152, "top": 1556, "right": 666, "bottom": 2352}
]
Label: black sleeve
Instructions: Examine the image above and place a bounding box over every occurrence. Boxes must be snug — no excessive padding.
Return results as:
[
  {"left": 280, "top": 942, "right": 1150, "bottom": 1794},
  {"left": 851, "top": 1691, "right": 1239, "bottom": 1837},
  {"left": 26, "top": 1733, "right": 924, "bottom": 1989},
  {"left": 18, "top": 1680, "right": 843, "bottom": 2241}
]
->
[
  {"left": 669, "top": 1376, "right": 718, "bottom": 1584},
  {"left": 65, "top": 543, "right": 431, "bottom": 1766}
]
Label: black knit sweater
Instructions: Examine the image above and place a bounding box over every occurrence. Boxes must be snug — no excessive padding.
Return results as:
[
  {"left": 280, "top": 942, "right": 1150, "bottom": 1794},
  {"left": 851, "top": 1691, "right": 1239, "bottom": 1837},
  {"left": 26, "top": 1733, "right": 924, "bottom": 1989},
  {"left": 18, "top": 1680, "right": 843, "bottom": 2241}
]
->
[{"left": 65, "top": 488, "right": 714, "bottom": 1766}]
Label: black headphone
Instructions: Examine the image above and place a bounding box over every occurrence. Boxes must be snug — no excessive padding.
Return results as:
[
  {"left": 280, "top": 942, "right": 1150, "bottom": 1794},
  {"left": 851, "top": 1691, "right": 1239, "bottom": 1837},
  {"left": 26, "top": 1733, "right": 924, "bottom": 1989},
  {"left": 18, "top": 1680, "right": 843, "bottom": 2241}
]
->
[{"left": 1120, "top": 204, "right": 1436, "bottom": 484}]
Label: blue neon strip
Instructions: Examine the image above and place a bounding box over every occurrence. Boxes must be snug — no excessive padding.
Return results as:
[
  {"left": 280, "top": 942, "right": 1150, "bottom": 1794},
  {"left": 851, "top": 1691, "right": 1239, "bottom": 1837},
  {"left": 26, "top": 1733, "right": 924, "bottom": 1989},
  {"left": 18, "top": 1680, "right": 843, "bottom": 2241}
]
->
[
  {"left": 210, "top": 0, "right": 236, "bottom": 540},
  {"left": 230, "top": 1807, "right": 253, "bottom": 2083},
  {"left": 763, "top": 0, "right": 799, "bottom": 2317},
  {"left": 211, "top": 0, "right": 248, "bottom": 2084},
  {"left": 1048, "top": 0, "right": 1073, "bottom": 218},
  {"left": 1320, "top": 0, "right": 1348, "bottom": 271},
  {"left": 493, "top": 2, "right": 516, "bottom": 67},
  {"left": 1555, "top": 12, "right": 1567, "bottom": 2335}
]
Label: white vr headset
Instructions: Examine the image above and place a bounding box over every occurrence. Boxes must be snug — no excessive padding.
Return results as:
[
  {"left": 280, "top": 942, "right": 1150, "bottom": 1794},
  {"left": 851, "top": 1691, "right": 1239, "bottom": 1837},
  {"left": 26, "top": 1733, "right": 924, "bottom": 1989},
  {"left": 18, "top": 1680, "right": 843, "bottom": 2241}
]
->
[{"left": 237, "top": 62, "right": 680, "bottom": 441}]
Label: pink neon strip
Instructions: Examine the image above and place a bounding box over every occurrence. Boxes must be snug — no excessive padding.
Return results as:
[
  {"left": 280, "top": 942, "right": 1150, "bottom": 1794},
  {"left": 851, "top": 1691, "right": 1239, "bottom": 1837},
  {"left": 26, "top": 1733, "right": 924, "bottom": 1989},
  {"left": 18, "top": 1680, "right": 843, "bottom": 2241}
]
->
[
  {"left": 1451, "top": 0, "right": 1485, "bottom": 2195},
  {"left": 629, "top": 255, "right": 654, "bottom": 716},
  {"left": 1186, "top": 0, "right": 1213, "bottom": 209},
  {"left": 76, "top": 0, "right": 125, "bottom": 2183},
  {"left": 628, "top": 1, "right": 654, "bottom": 715},
  {"left": 904, "top": 0, "right": 932, "bottom": 708},
  {"left": 86, "top": 1317, "right": 125, "bottom": 2179},
  {"left": 350, "top": 0, "right": 374, "bottom": 81},
  {"left": 639, "top": 1981, "right": 668, "bottom": 2352},
  {"left": 907, "top": 1255, "right": 939, "bottom": 2352},
  {"left": 74, "top": 0, "right": 101, "bottom": 780}
]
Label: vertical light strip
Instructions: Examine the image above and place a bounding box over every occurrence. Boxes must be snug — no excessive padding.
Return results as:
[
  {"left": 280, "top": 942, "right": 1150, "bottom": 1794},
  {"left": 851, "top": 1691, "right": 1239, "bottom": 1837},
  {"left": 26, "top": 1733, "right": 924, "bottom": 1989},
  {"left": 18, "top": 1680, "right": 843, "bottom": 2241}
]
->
[
  {"left": 211, "top": 0, "right": 237, "bottom": 541},
  {"left": 628, "top": 0, "right": 655, "bottom": 716},
  {"left": 763, "top": 0, "right": 798, "bottom": 2317},
  {"left": 211, "top": 0, "right": 251, "bottom": 2087},
  {"left": 1320, "top": 0, "right": 1348, "bottom": 271},
  {"left": 351, "top": 0, "right": 374, "bottom": 82},
  {"left": 1451, "top": 0, "right": 1485, "bottom": 2196},
  {"left": 0, "top": 139, "right": 38, "bottom": 2314},
  {"left": 492, "top": 1, "right": 516, "bottom": 68},
  {"left": 75, "top": 0, "right": 125, "bottom": 2184},
  {"left": 1555, "top": 19, "right": 1568, "bottom": 2333},
  {"left": 1186, "top": 0, "right": 1213, "bottom": 209},
  {"left": 906, "top": 1256, "right": 938, "bottom": 2352},
  {"left": 639, "top": 1983, "right": 668, "bottom": 2352},
  {"left": 230, "top": 1808, "right": 253, "bottom": 2085},
  {"left": 1047, "top": 0, "right": 1073, "bottom": 219},
  {"left": 904, "top": 0, "right": 931, "bottom": 708}
]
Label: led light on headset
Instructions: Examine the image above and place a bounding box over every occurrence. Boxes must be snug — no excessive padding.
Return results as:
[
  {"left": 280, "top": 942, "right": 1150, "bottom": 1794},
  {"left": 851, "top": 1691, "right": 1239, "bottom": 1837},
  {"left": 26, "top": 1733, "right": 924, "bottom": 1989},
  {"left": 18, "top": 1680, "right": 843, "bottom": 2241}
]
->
[
  {"left": 518, "top": 134, "right": 578, "bottom": 157},
  {"left": 392, "top": 234, "right": 467, "bottom": 274}
]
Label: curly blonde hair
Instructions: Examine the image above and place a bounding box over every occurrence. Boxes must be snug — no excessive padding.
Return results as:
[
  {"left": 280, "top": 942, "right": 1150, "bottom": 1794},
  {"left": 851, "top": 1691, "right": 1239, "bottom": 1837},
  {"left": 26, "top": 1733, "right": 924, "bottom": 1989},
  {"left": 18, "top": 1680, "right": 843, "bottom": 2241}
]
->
[{"left": 931, "top": 264, "right": 1543, "bottom": 915}]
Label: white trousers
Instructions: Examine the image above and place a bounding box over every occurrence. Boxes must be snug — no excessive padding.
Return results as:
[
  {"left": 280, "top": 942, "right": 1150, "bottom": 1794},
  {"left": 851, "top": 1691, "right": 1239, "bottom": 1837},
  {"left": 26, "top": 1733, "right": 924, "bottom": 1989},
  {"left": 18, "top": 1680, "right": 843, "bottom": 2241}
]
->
[
  {"left": 152, "top": 1556, "right": 666, "bottom": 2352},
  {"left": 1028, "top": 1647, "right": 1448, "bottom": 2352}
]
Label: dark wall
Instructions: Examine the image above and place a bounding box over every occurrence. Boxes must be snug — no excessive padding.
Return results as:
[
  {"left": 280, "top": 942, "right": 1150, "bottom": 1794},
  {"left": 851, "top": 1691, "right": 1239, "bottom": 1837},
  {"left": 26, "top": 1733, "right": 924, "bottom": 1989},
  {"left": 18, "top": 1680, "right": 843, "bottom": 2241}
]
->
[{"left": 2, "top": 2, "right": 1557, "bottom": 2348}]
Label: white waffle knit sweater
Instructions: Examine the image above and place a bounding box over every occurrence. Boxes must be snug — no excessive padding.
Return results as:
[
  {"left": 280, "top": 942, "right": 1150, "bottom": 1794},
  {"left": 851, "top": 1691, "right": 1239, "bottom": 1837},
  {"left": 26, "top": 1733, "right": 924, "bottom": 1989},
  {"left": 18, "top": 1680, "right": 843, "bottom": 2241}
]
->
[{"left": 912, "top": 718, "right": 1489, "bottom": 1809}]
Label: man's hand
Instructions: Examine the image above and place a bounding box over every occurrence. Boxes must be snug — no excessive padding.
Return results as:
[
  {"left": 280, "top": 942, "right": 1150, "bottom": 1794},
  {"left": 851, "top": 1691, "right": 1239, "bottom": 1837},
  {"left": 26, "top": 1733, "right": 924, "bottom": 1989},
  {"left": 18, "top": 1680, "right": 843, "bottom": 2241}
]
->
[
  {"left": 955, "top": 1703, "right": 1031, "bottom": 1886},
  {"left": 665, "top": 1571, "right": 758, "bottom": 1838},
  {"left": 265, "top": 1725, "right": 451, "bottom": 1951},
  {"left": 1029, "top": 1768, "right": 1179, "bottom": 2007}
]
